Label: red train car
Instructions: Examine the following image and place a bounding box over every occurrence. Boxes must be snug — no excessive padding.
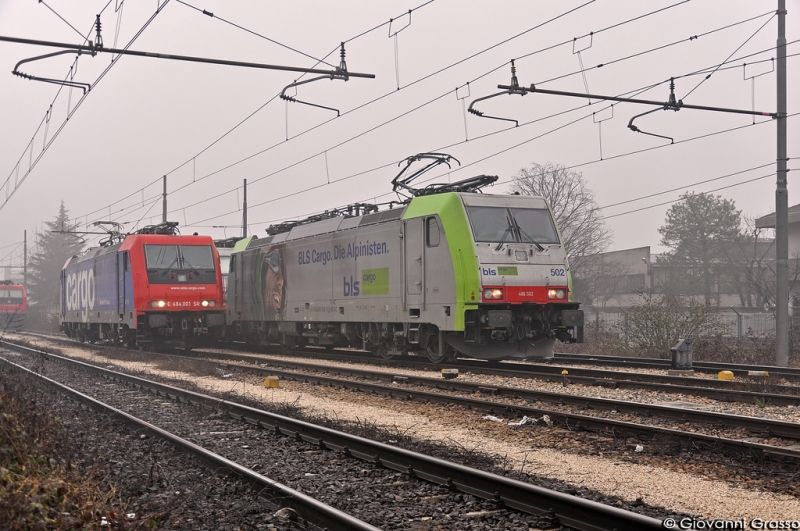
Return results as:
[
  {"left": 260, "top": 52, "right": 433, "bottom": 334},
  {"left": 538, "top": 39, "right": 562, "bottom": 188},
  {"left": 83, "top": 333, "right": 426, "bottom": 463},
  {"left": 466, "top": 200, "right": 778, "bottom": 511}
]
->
[
  {"left": 60, "top": 223, "right": 225, "bottom": 348},
  {"left": 0, "top": 280, "right": 27, "bottom": 332}
]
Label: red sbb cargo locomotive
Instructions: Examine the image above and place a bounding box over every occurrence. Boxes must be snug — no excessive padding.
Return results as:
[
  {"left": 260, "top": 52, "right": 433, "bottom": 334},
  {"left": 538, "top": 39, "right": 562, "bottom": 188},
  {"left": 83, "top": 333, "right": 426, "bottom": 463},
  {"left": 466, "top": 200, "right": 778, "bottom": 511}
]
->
[
  {"left": 0, "top": 280, "right": 27, "bottom": 332},
  {"left": 60, "top": 223, "right": 225, "bottom": 348}
]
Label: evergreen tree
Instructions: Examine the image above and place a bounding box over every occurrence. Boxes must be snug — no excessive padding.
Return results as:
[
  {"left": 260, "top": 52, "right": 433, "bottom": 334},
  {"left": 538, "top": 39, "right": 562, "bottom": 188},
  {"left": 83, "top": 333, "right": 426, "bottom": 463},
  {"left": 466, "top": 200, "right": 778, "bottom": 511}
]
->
[
  {"left": 658, "top": 192, "right": 747, "bottom": 306},
  {"left": 27, "top": 203, "right": 84, "bottom": 307}
]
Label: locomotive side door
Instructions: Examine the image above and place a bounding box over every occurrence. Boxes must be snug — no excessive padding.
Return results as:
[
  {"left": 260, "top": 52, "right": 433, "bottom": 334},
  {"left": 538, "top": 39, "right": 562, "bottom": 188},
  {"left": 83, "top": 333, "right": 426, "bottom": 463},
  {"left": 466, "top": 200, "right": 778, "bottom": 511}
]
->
[
  {"left": 118, "top": 251, "right": 132, "bottom": 326},
  {"left": 404, "top": 217, "right": 423, "bottom": 311}
]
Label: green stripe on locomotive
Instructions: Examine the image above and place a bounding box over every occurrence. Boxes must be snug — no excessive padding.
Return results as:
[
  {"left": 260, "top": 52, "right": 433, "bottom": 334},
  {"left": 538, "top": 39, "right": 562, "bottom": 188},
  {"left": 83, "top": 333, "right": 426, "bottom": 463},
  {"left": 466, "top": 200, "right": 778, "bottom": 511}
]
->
[{"left": 402, "top": 193, "right": 479, "bottom": 331}]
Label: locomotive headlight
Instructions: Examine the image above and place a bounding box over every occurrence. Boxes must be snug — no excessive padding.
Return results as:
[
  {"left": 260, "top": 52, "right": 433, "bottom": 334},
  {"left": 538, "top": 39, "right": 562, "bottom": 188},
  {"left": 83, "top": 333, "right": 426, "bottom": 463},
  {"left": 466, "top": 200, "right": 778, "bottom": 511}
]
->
[
  {"left": 200, "top": 300, "right": 216, "bottom": 308},
  {"left": 483, "top": 288, "right": 504, "bottom": 300},
  {"left": 151, "top": 300, "right": 167, "bottom": 308},
  {"left": 547, "top": 289, "right": 566, "bottom": 300}
]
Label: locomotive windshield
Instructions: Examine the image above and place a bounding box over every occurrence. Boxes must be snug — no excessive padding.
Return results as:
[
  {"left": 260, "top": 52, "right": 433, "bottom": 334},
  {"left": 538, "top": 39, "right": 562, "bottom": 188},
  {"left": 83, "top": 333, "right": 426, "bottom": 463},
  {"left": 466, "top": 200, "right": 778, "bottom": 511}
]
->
[
  {"left": 145, "top": 245, "right": 215, "bottom": 270},
  {"left": 0, "top": 288, "right": 23, "bottom": 302},
  {"left": 466, "top": 206, "right": 559, "bottom": 244},
  {"left": 181, "top": 245, "right": 215, "bottom": 270}
]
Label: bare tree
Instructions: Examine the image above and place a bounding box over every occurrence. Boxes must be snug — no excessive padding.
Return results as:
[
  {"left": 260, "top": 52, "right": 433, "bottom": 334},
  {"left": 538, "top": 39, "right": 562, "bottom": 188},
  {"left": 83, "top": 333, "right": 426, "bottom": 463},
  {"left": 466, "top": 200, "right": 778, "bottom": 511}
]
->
[
  {"left": 511, "top": 162, "right": 612, "bottom": 274},
  {"left": 625, "top": 289, "right": 720, "bottom": 358},
  {"left": 578, "top": 254, "right": 633, "bottom": 309}
]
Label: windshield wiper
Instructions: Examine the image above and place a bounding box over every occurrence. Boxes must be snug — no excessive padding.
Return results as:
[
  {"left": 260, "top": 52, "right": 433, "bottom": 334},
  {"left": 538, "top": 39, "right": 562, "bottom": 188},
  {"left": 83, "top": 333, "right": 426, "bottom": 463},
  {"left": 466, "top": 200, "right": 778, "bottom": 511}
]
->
[
  {"left": 517, "top": 226, "right": 545, "bottom": 252},
  {"left": 495, "top": 226, "right": 513, "bottom": 251}
]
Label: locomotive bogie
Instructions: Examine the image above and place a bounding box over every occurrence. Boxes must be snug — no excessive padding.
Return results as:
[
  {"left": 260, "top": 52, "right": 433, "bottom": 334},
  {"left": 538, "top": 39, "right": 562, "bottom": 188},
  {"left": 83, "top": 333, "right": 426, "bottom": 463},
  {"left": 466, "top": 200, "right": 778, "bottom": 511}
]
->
[{"left": 226, "top": 192, "right": 584, "bottom": 361}]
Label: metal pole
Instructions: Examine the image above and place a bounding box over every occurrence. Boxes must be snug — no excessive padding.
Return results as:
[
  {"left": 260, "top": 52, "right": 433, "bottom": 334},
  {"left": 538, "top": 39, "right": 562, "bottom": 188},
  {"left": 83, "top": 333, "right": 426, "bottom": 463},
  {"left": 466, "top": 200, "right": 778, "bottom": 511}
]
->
[
  {"left": 776, "top": 0, "right": 789, "bottom": 366},
  {"left": 162, "top": 175, "right": 167, "bottom": 224},
  {"left": 242, "top": 179, "right": 248, "bottom": 238},
  {"left": 23, "top": 230, "right": 27, "bottom": 289}
]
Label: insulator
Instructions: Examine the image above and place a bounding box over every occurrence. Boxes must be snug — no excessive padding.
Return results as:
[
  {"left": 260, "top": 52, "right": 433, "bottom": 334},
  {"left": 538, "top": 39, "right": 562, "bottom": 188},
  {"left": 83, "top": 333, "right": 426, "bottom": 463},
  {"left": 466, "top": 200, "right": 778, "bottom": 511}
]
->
[
  {"left": 94, "top": 15, "right": 103, "bottom": 48},
  {"left": 510, "top": 59, "right": 519, "bottom": 89}
]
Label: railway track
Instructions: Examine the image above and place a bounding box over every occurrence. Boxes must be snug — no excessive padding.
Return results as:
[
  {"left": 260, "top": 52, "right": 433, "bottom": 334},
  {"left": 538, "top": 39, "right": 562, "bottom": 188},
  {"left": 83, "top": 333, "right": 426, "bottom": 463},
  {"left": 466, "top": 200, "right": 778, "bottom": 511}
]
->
[
  {"left": 190, "top": 350, "right": 800, "bottom": 459},
  {"left": 552, "top": 352, "right": 800, "bottom": 380},
  {"left": 0, "top": 339, "right": 665, "bottom": 531},
  {"left": 21, "top": 330, "right": 800, "bottom": 404},
  {"left": 198, "top": 347, "right": 800, "bottom": 406},
  {"left": 13, "top": 333, "right": 800, "bottom": 459},
  {"left": 0, "top": 352, "right": 379, "bottom": 531}
]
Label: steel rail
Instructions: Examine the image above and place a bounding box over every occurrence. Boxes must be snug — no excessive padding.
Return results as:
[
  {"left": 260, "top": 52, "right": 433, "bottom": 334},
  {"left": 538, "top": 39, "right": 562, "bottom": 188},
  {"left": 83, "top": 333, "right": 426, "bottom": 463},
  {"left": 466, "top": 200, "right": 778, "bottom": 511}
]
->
[
  {"left": 0, "top": 339, "right": 663, "bottom": 530},
  {"left": 553, "top": 352, "right": 800, "bottom": 380},
  {"left": 195, "top": 348, "right": 800, "bottom": 406},
  {"left": 9, "top": 336, "right": 800, "bottom": 460},
  {"left": 16, "top": 331, "right": 800, "bottom": 405},
  {"left": 195, "top": 354, "right": 800, "bottom": 442},
  {"left": 0, "top": 356, "right": 380, "bottom": 531}
]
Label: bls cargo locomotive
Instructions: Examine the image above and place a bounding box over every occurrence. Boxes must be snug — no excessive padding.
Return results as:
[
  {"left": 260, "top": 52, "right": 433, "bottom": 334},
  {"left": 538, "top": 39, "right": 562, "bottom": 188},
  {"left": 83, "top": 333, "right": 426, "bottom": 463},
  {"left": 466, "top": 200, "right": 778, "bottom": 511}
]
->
[
  {"left": 0, "top": 280, "right": 27, "bottom": 332},
  {"left": 60, "top": 222, "right": 225, "bottom": 348},
  {"left": 225, "top": 154, "right": 583, "bottom": 361}
]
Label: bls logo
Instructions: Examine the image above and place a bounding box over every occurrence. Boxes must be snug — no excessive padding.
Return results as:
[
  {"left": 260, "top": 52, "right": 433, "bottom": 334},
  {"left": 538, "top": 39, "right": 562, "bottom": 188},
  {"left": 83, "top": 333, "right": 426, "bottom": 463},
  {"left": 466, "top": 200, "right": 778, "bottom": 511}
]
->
[
  {"left": 65, "top": 269, "right": 95, "bottom": 322},
  {"left": 481, "top": 268, "right": 497, "bottom": 276},
  {"left": 343, "top": 276, "right": 360, "bottom": 296}
]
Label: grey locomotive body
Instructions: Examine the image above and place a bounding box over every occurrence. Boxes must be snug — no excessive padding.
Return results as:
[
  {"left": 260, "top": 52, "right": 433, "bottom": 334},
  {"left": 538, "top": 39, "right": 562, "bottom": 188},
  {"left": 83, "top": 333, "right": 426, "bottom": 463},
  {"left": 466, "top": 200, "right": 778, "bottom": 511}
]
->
[{"left": 225, "top": 192, "right": 582, "bottom": 361}]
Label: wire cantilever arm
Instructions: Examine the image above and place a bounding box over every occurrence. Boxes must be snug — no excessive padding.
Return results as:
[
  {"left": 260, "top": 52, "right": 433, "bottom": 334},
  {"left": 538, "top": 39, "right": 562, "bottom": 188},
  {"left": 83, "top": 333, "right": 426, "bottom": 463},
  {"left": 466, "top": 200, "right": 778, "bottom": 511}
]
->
[
  {"left": 13, "top": 49, "right": 92, "bottom": 93},
  {"left": 627, "top": 106, "right": 675, "bottom": 144},
  {"left": 467, "top": 91, "right": 521, "bottom": 127},
  {"left": 280, "top": 74, "right": 343, "bottom": 116},
  {"left": 279, "top": 43, "right": 356, "bottom": 117},
  {"left": 467, "top": 60, "right": 527, "bottom": 127}
]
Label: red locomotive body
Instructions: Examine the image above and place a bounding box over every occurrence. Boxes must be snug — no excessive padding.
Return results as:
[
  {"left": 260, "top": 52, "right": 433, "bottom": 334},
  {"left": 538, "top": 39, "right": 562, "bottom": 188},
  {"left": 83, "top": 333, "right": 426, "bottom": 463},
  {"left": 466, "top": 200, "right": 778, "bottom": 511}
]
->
[
  {"left": 60, "top": 226, "right": 225, "bottom": 348},
  {"left": 0, "top": 281, "right": 27, "bottom": 332}
]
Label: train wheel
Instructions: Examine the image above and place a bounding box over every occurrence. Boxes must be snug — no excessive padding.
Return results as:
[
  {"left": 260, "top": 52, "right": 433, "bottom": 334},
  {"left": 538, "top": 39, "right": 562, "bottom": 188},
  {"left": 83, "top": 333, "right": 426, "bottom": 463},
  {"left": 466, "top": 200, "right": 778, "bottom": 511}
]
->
[
  {"left": 374, "top": 341, "right": 398, "bottom": 360},
  {"left": 425, "top": 334, "right": 454, "bottom": 364}
]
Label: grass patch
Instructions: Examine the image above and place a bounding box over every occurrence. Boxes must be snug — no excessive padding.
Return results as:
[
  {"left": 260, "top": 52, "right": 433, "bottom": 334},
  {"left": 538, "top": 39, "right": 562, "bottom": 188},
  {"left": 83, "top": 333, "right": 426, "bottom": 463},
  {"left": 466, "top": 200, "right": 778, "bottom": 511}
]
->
[{"left": 0, "top": 370, "right": 121, "bottom": 530}]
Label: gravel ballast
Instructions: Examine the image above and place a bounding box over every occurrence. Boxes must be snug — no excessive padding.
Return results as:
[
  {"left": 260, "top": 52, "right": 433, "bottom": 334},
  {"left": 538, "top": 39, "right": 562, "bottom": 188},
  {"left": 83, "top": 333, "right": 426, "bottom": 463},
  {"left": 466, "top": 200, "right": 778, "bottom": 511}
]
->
[{"left": 7, "top": 335, "right": 800, "bottom": 521}]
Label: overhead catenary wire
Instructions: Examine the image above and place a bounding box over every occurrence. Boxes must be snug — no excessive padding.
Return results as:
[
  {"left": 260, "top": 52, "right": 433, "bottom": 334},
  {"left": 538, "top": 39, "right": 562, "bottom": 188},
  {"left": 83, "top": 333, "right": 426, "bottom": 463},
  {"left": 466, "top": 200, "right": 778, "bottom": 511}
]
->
[
  {"left": 39, "top": 0, "right": 96, "bottom": 43},
  {"left": 534, "top": 9, "right": 776, "bottom": 88},
  {"left": 599, "top": 171, "right": 795, "bottom": 221},
  {"left": 681, "top": 11, "right": 776, "bottom": 100},
  {"left": 178, "top": 109, "right": 798, "bottom": 230},
  {"left": 175, "top": 0, "right": 337, "bottom": 68},
  {"left": 62, "top": 4, "right": 792, "bottom": 245},
  {"left": 170, "top": 12, "right": 790, "bottom": 213},
  {"left": 191, "top": 161, "right": 793, "bottom": 231},
  {"left": 79, "top": 0, "right": 605, "bottom": 223},
  {"left": 75, "top": 0, "right": 440, "bottom": 223},
  {"left": 0, "top": 0, "right": 172, "bottom": 215},
  {"left": 113, "top": 45, "right": 800, "bottom": 235},
  {"left": 107, "top": 3, "right": 763, "bottom": 228},
  {"left": 86, "top": 0, "right": 737, "bottom": 233},
  {"left": 0, "top": 0, "right": 118, "bottom": 195}
]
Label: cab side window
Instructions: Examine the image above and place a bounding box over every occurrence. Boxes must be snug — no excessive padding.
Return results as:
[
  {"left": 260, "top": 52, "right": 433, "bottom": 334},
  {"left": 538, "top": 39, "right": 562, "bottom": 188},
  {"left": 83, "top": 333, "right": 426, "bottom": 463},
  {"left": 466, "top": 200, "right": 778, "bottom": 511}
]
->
[{"left": 426, "top": 217, "right": 440, "bottom": 247}]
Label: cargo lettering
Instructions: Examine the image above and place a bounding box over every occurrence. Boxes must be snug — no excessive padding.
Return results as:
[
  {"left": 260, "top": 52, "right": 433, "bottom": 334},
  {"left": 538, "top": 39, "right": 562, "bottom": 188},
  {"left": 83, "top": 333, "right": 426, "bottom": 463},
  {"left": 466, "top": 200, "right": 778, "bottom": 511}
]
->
[
  {"left": 361, "top": 268, "right": 389, "bottom": 296},
  {"left": 343, "top": 276, "right": 360, "bottom": 296},
  {"left": 298, "top": 249, "right": 333, "bottom": 266},
  {"left": 65, "top": 269, "right": 95, "bottom": 322}
]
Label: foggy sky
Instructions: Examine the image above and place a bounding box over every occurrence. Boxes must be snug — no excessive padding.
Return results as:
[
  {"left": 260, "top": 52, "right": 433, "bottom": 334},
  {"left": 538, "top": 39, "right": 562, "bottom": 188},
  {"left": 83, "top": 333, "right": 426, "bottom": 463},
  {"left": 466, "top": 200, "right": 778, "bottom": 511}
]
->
[{"left": 1, "top": 0, "right": 798, "bottom": 272}]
